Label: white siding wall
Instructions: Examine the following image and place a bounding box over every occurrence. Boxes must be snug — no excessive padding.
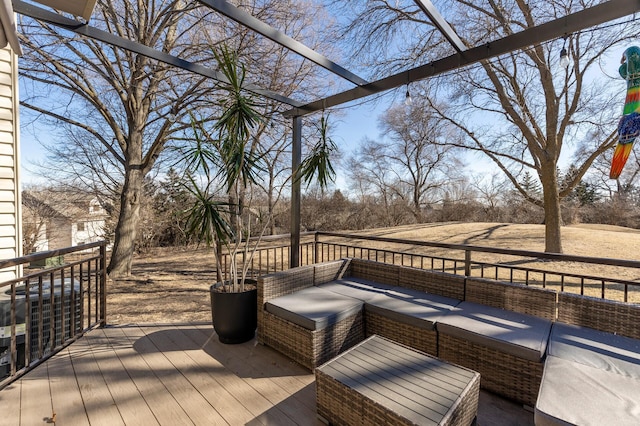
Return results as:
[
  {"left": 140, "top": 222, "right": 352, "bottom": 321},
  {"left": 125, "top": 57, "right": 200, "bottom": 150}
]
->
[{"left": 0, "top": 46, "right": 20, "bottom": 283}]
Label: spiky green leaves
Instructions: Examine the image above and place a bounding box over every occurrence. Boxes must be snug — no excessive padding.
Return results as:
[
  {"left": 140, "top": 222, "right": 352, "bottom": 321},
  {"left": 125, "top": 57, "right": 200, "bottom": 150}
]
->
[
  {"left": 297, "top": 113, "right": 337, "bottom": 189},
  {"left": 213, "top": 45, "right": 264, "bottom": 192}
]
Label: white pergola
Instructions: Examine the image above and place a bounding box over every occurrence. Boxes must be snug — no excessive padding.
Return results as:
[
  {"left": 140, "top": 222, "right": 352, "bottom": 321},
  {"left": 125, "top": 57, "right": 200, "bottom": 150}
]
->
[{"left": 2, "top": 0, "right": 640, "bottom": 267}]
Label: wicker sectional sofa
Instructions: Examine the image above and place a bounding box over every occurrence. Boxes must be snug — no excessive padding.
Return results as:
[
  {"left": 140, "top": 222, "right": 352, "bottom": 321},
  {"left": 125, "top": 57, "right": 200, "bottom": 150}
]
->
[
  {"left": 257, "top": 258, "right": 463, "bottom": 368},
  {"left": 257, "top": 258, "right": 640, "bottom": 422}
]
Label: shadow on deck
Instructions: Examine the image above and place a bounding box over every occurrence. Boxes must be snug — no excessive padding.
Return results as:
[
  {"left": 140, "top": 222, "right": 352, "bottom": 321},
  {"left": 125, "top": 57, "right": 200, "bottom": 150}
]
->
[{"left": 0, "top": 323, "right": 533, "bottom": 425}]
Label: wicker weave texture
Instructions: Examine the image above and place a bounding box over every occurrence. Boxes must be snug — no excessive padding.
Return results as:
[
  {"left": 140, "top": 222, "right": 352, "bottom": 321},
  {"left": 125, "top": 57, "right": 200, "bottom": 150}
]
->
[
  {"left": 316, "top": 373, "right": 479, "bottom": 426},
  {"left": 257, "top": 265, "right": 315, "bottom": 345},
  {"left": 314, "top": 259, "right": 349, "bottom": 285},
  {"left": 465, "top": 278, "right": 557, "bottom": 321},
  {"left": 558, "top": 292, "right": 640, "bottom": 340},
  {"left": 316, "top": 370, "right": 411, "bottom": 425},
  {"left": 399, "top": 267, "right": 465, "bottom": 300},
  {"left": 364, "top": 310, "right": 438, "bottom": 356},
  {"left": 444, "top": 376, "right": 480, "bottom": 426},
  {"left": 438, "top": 333, "right": 542, "bottom": 407},
  {"left": 258, "top": 265, "right": 315, "bottom": 303},
  {"left": 315, "top": 336, "right": 480, "bottom": 426},
  {"left": 350, "top": 258, "right": 400, "bottom": 286},
  {"left": 259, "top": 309, "right": 364, "bottom": 370}
]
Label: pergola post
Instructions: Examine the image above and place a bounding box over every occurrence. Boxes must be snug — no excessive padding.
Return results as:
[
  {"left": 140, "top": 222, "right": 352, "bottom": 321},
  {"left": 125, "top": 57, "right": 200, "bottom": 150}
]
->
[{"left": 290, "top": 115, "right": 302, "bottom": 268}]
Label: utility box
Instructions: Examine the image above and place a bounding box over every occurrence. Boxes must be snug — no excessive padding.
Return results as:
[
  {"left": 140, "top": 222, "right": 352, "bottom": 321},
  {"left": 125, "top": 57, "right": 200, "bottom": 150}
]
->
[
  {"left": 28, "top": 279, "right": 81, "bottom": 361},
  {"left": 0, "top": 278, "right": 81, "bottom": 379},
  {"left": 0, "top": 284, "right": 26, "bottom": 380}
]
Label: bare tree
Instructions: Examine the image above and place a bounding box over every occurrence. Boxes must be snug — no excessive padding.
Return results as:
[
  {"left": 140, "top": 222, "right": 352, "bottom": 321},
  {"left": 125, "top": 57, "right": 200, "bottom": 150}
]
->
[
  {"left": 348, "top": 100, "right": 462, "bottom": 223},
  {"left": 18, "top": 0, "right": 222, "bottom": 276},
  {"left": 338, "top": 0, "right": 636, "bottom": 253},
  {"left": 472, "top": 173, "right": 509, "bottom": 219},
  {"left": 22, "top": 190, "right": 50, "bottom": 254},
  {"left": 347, "top": 138, "right": 408, "bottom": 227},
  {"left": 19, "top": 0, "right": 336, "bottom": 276}
]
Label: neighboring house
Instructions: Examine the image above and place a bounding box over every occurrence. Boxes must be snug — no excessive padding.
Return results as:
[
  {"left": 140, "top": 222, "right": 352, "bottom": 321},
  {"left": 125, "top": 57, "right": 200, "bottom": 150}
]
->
[{"left": 22, "top": 191, "right": 108, "bottom": 253}]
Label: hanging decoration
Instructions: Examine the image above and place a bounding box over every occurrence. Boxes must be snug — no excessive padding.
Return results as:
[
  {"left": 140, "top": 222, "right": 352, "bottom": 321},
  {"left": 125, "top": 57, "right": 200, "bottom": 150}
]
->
[{"left": 609, "top": 46, "right": 640, "bottom": 179}]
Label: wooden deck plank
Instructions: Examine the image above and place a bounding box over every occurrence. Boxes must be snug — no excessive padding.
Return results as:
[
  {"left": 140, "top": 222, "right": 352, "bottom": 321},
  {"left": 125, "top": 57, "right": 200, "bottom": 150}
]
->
[
  {"left": 18, "top": 355, "right": 55, "bottom": 426},
  {"left": 138, "top": 324, "right": 254, "bottom": 425},
  {"left": 185, "top": 325, "right": 319, "bottom": 424},
  {"left": 46, "top": 348, "right": 91, "bottom": 426},
  {"left": 69, "top": 336, "right": 125, "bottom": 426},
  {"left": 0, "top": 378, "right": 21, "bottom": 426},
  {"left": 191, "top": 323, "right": 313, "bottom": 386},
  {"left": 84, "top": 329, "right": 160, "bottom": 426},
  {"left": 0, "top": 324, "right": 533, "bottom": 426},
  {"left": 119, "top": 324, "right": 227, "bottom": 426},
  {"left": 103, "top": 326, "right": 193, "bottom": 426},
  {"left": 142, "top": 323, "right": 299, "bottom": 425}
]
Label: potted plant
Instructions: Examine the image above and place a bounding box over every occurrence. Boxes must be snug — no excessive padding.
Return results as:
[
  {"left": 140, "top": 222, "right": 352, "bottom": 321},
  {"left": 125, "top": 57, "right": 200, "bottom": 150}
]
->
[
  {"left": 182, "top": 44, "right": 337, "bottom": 344},
  {"left": 180, "top": 44, "right": 267, "bottom": 343}
]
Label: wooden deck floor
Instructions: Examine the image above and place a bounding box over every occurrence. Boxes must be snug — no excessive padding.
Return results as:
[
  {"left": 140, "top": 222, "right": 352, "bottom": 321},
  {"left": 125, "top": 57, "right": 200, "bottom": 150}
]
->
[{"left": 0, "top": 324, "right": 534, "bottom": 425}]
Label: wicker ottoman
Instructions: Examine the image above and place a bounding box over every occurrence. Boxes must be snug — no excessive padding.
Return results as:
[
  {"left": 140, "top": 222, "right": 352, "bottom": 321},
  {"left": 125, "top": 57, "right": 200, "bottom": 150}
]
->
[{"left": 315, "top": 335, "right": 480, "bottom": 426}]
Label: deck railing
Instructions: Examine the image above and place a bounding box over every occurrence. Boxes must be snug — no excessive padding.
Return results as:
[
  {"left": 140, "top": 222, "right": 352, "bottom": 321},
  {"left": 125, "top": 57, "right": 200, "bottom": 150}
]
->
[
  {"left": 2, "top": 231, "right": 640, "bottom": 388},
  {"left": 0, "top": 241, "right": 107, "bottom": 388},
  {"left": 223, "top": 231, "right": 640, "bottom": 304}
]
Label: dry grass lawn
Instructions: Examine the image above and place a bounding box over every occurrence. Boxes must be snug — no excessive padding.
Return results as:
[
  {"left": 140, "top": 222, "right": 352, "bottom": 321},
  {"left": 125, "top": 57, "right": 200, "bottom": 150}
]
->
[{"left": 108, "top": 222, "right": 640, "bottom": 324}]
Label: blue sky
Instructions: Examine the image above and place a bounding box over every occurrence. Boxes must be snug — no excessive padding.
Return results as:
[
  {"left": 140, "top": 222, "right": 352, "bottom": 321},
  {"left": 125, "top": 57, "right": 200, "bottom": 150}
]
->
[{"left": 18, "top": 44, "right": 626, "bottom": 191}]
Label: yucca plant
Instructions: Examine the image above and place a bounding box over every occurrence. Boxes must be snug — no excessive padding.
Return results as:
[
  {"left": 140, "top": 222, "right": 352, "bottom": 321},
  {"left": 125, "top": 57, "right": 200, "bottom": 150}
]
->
[
  {"left": 182, "top": 46, "right": 338, "bottom": 294},
  {"left": 182, "top": 45, "right": 267, "bottom": 294}
]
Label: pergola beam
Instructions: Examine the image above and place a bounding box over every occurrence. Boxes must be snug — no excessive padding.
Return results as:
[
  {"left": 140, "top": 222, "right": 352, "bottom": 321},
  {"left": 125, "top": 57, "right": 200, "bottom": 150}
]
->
[
  {"left": 13, "top": 0, "right": 303, "bottom": 107},
  {"left": 197, "top": 0, "right": 369, "bottom": 87},
  {"left": 413, "top": 0, "right": 465, "bottom": 53},
  {"left": 284, "top": 0, "right": 640, "bottom": 117},
  {"left": 290, "top": 116, "right": 302, "bottom": 268}
]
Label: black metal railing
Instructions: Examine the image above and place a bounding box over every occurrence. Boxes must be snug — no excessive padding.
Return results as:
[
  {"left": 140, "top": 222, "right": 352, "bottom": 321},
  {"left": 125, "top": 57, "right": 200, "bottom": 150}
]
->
[
  {"left": 0, "top": 241, "right": 107, "bottom": 389},
  {"left": 222, "top": 231, "right": 640, "bottom": 303},
  {"left": 2, "top": 231, "right": 640, "bottom": 388},
  {"left": 313, "top": 232, "right": 640, "bottom": 302},
  {"left": 218, "top": 233, "right": 316, "bottom": 280}
]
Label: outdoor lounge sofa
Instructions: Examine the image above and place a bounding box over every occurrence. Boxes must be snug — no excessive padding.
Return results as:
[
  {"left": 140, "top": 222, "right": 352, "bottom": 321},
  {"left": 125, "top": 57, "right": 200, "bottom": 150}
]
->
[
  {"left": 257, "top": 258, "right": 464, "bottom": 368},
  {"left": 258, "top": 258, "right": 640, "bottom": 423}
]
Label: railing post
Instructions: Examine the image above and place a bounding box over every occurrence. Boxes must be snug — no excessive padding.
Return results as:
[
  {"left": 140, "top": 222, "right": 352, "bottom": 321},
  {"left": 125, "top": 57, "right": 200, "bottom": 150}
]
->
[
  {"left": 314, "top": 232, "right": 318, "bottom": 264},
  {"left": 100, "top": 242, "right": 107, "bottom": 327},
  {"left": 464, "top": 250, "right": 471, "bottom": 277}
]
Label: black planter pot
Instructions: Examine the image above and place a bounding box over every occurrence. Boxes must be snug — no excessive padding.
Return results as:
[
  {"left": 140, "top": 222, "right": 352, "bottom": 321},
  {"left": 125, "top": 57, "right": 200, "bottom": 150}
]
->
[{"left": 210, "top": 282, "right": 257, "bottom": 344}]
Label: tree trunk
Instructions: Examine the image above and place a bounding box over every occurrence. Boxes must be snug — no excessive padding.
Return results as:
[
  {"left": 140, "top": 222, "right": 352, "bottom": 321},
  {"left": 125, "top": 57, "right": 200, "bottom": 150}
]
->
[
  {"left": 107, "top": 166, "right": 144, "bottom": 277},
  {"left": 541, "top": 168, "right": 563, "bottom": 253}
]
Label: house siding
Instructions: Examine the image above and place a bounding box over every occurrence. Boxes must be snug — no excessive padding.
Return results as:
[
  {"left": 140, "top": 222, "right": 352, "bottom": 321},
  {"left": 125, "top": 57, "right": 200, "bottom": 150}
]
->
[{"left": 0, "top": 46, "right": 20, "bottom": 283}]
